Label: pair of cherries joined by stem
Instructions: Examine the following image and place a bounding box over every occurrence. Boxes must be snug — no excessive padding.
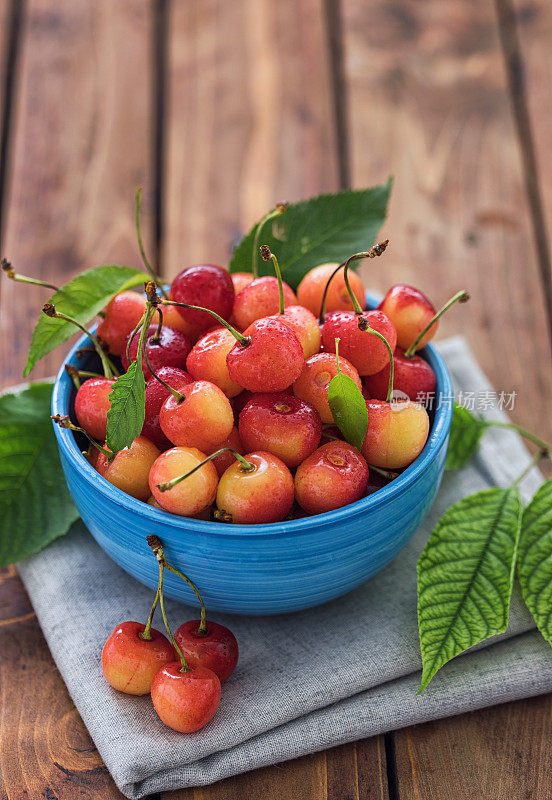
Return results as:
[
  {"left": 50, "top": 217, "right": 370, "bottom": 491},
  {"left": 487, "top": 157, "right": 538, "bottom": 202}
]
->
[{"left": 102, "top": 536, "right": 238, "bottom": 733}]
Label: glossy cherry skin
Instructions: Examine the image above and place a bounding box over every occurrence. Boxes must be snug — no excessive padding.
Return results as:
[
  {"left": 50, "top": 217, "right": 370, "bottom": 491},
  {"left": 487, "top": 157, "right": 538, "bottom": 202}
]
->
[
  {"left": 267, "top": 305, "right": 321, "bottom": 359},
  {"left": 232, "top": 276, "right": 297, "bottom": 330},
  {"left": 170, "top": 264, "right": 234, "bottom": 331},
  {"left": 226, "top": 317, "right": 304, "bottom": 393},
  {"left": 96, "top": 436, "right": 160, "bottom": 501},
  {"left": 160, "top": 380, "right": 234, "bottom": 450},
  {"left": 97, "top": 291, "right": 147, "bottom": 356},
  {"left": 203, "top": 426, "right": 244, "bottom": 477},
  {"left": 361, "top": 399, "right": 429, "bottom": 469},
  {"left": 322, "top": 310, "right": 397, "bottom": 376},
  {"left": 187, "top": 327, "right": 243, "bottom": 397},
  {"left": 151, "top": 663, "right": 221, "bottom": 733},
  {"left": 293, "top": 352, "right": 361, "bottom": 424},
  {"left": 74, "top": 377, "right": 115, "bottom": 440},
  {"left": 122, "top": 324, "right": 192, "bottom": 380},
  {"left": 161, "top": 303, "right": 203, "bottom": 343},
  {"left": 216, "top": 451, "right": 294, "bottom": 524},
  {"left": 294, "top": 441, "right": 370, "bottom": 515},
  {"left": 239, "top": 393, "right": 322, "bottom": 467},
  {"left": 174, "top": 620, "right": 239, "bottom": 683},
  {"left": 101, "top": 621, "right": 175, "bottom": 695},
  {"left": 363, "top": 347, "right": 437, "bottom": 403},
  {"left": 143, "top": 366, "right": 194, "bottom": 448},
  {"left": 230, "top": 272, "right": 254, "bottom": 295},
  {"left": 149, "top": 446, "right": 218, "bottom": 516},
  {"left": 378, "top": 285, "right": 436, "bottom": 351},
  {"left": 296, "top": 263, "right": 366, "bottom": 317}
]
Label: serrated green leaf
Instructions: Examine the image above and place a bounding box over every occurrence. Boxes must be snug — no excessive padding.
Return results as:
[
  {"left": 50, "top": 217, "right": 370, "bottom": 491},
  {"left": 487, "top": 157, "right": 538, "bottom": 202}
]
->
[
  {"left": 105, "top": 361, "right": 146, "bottom": 453},
  {"left": 445, "top": 402, "right": 490, "bottom": 470},
  {"left": 0, "top": 382, "right": 79, "bottom": 567},
  {"left": 417, "top": 486, "right": 522, "bottom": 692},
  {"left": 518, "top": 479, "right": 552, "bottom": 647},
  {"left": 327, "top": 373, "right": 368, "bottom": 451},
  {"left": 229, "top": 181, "right": 392, "bottom": 290},
  {"left": 24, "top": 265, "right": 146, "bottom": 376}
]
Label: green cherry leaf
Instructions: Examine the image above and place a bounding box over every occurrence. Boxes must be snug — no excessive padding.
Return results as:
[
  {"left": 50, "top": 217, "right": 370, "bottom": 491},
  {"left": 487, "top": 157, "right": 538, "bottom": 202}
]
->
[
  {"left": 0, "top": 382, "right": 79, "bottom": 567},
  {"left": 417, "top": 486, "right": 522, "bottom": 692},
  {"left": 24, "top": 265, "right": 146, "bottom": 377},
  {"left": 105, "top": 361, "right": 146, "bottom": 454},
  {"left": 445, "top": 402, "right": 490, "bottom": 470},
  {"left": 517, "top": 479, "right": 552, "bottom": 647},
  {"left": 229, "top": 180, "right": 392, "bottom": 290},
  {"left": 327, "top": 373, "right": 368, "bottom": 451}
]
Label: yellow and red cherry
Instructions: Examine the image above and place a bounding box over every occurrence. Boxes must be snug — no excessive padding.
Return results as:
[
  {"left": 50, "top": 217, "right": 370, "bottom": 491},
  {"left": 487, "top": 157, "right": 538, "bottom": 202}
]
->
[
  {"left": 174, "top": 620, "right": 239, "bottom": 683},
  {"left": 364, "top": 347, "right": 436, "bottom": 402},
  {"left": 203, "top": 426, "right": 244, "bottom": 476},
  {"left": 226, "top": 317, "right": 304, "bottom": 393},
  {"left": 159, "top": 380, "right": 234, "bottom": 450},
  {"left": 149, "top": 446, "right": 218, "bottom": 516},
  {"left": 216, "top": 451, "right": 294, "bottom": 524},
  {"left": 101, "top": 621, "right": 175, "bottom": 695},
  {"left": 293, "top": 352, "right": 361, "bottom": 424},
  {"left": 267, "top": 304, "right": 321, "bottom": 359},
  {"left": 170, "top": 264, "right": 234, "bottom": 332},
  {"left": 143, "top": 366, "right": 194, "bottom": 448},
  {"left": 74, "top": 376, "right": 114, "bottom": 440},
  {"left": 161, "top": 303, "right": 203, "bottom": 343},
  {"left": 361, "top": 399, "right": 429, "bottom": 469},
  {"left": 122, "top": 323, "right": 192, "bottom": 380},
  {"left": 296, "top": 262, "right": 366, "bottom": 317},
  {"left": 97, "top": 291, "right": 147, "bottom": 356},
  {"left": 230, "top": 272, "right": 253, "bottom": 295},
  {"left": 232, "top": 276, "right": 297, "bottom": 330},
  {"left": 294, "top": 441, "right": 370, "bottom": 515},
  {"left": 322, "top": 309, "right": 397, "bottom": 376},
  {"left": 151, "top": 663, "right": 221, "bottom": 733},
  {"left": 95, "top": 436, "right": 160, "bottom": 501},
  {"left": 187, "top": 326, "right": 243, "bottom": 398},
  {"left": 378, "top": 285, "right": 436, "bottom": 351},
  {"left": 238, "top": 393, "right": 322, "bottom": 468}
]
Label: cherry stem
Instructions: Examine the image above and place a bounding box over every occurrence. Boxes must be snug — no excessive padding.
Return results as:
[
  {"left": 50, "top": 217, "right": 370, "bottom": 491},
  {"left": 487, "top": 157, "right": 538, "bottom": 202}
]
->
[
  {"left": 513, "top": 450, "right": 548, "bottom": 486},
  {"left": 140, "top": 586, "right": 160, "bottom": 641},
  {"left": 157, "top": 447, "right": 254, "bottom": 492},
  {"left": 251, "top": 202, "right": 288, "bottom": 278},
  {"left": 152, "top": 307, "right": 163, "bottom": 343},
  {"left": 334, "top": 337, "right": 342, "bottom": 374},
  {"left": 65, "top": 364, "right": 81, "bottom": 389},
  {"left": 319, "top": 241, "right": 389, "bottom": 325},
  {"left": 42, "top": 303, "right": 118, "bottom": 379},
  {"left": 486, "top": 421, "right": 552, "bottom": 457},
  {"left": 147, "top": 537, "right": 191, "bottom": 671},
  {"left": 51, "top": 415, "right": 114, "bottom": 460},
  {"left": 135, "top": 188, "right": 168, "bottom": 299},
  {"left": 404, "top": 290, "right": 470, "bottom": 357},
  {"left": 368, "top": 463, "right": 400, "bottom": 480},
  {"left": 160, "top": 300, "right": 250, "bottom": 347},
  {"left": 1, "top": 258, "right": 59, "bottom": 291},
  {"left": 260, "top": 244, "right": 284, "bottom": 314},
  {"left": 126, "top": 300, "right": 157, "bottom": 378},
  {"left": 162, "top": 562, "right": 208, "bottom": 636},
  {"left": 358, "top": 321, "right": 394, "bottom": 402},
  {"left": 125, "top": 312, "right": 146, "bottom": 365}
]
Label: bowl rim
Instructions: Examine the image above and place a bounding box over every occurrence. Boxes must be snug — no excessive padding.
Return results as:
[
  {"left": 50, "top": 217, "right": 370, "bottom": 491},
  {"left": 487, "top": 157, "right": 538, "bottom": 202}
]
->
[{"left": 51, "top": 293, "right": 453, "bottom": 538}]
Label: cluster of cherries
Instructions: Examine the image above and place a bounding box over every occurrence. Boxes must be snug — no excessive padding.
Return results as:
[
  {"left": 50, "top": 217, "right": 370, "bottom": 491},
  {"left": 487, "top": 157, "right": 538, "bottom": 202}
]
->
[
  {"left": 59, "top": 242, "right": 466, "bottom": 524},
  {"left": 102, "top": 536, "right": 238, "bottom": 732}
]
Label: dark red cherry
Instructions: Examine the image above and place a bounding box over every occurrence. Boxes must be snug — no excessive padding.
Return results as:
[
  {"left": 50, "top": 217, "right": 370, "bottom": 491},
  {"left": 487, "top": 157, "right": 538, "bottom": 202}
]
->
[
  {"left": 122, "top": 324, "right": 192, "bottom": 380},
  {"left": 363, "top": 347, "right": 436, "bottom": 404},
  {"left": 170, "top": 265, "right": 235, "bottom": 331}
]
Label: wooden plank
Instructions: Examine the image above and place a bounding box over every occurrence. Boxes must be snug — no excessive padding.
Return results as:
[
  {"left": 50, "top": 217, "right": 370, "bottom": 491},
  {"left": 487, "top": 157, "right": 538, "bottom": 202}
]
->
[
  {"left": 0, "top": 0, "right": 155, "bottom": 388},
  {"left": 163, "top": 0, "right": 340, "bottom": 274},
  {"left": 342, "top": 0, "right": 552, "bottom": 447},
  {"left": 393, "top": 697, "right": 552, "bottom": 799}
]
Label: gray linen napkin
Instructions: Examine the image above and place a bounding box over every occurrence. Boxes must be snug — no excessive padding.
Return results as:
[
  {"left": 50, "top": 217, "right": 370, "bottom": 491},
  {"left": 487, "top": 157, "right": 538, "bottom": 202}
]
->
[{"left": 17, "top": 337, "right": 552, "bottom": 798}]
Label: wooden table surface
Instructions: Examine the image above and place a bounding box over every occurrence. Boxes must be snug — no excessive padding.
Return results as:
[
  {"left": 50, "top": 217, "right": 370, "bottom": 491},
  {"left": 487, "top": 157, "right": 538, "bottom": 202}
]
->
[{"left": 1, "top": 1, "right": 551, "bottom": 798}]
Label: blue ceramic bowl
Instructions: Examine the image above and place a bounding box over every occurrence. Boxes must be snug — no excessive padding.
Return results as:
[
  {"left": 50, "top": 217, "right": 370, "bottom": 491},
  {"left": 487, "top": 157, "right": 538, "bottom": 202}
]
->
[{"left": 52, "top": 299, "right": 453, "bottom": 615}]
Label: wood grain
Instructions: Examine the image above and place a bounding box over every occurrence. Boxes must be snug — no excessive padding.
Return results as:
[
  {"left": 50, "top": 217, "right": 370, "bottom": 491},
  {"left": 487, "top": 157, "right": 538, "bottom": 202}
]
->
[
  {"left": 342, "top": 0, "right": 552, "bottom": 447},
  {"left": 163, "top": 0, "right": 339, "bottom": 274},
  {"left": 393, "top": 697, "right": 552, "bottom": 799},
  {"left": 0, "top": 0, "right": 155, "bottom": 388}
]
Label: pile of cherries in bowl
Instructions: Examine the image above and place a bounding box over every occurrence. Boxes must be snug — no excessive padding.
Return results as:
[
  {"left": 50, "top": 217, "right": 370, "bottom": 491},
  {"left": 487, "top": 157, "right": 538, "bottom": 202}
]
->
[{"left": 72, "top": 248, "right": 460, "bottom": 525}]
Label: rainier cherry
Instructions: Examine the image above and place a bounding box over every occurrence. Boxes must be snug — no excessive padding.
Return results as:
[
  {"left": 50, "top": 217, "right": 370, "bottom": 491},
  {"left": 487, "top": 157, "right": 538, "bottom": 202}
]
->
[
  {"left": 203, "top": 426, "right": 244, "bottom": 476},
  {"left": 216, "top": 451, "right": 294, "bottom": 524},
  {"left": 122, "top": 323, "right": 191, "bottom": 380},
  {"left": 97, "top": 291, "right": 147, "bottom": 356},
  {"left": 150, "top": 446, "right": 218, "bottom": 515},
  {"left": 161, "top": 303, "right": 203, "bottom": 343},
  {"left": 160, "top": 380, "right": 234, "bottom": 450},
  {"left": 230, "top": 272, "right": 254, "bottom": 295},
  {"left": 232, "top": 276, "right": 297, "bottom": 330},
  {"left": 239, "top": 393, "right": 322, "bottom": 467},
  {"left": 293, "top": 352, "right": 361, "bottom": 424},
  {"left": 170, "top": 264, "right": 234, "bottom": 332},
  {"left": 361, "top": 399, "right": 429, "bottom": 469},
  {"left": 297, "top": 262, "right": 366, "bottom": 317},
  {"left": 143, "top": 366, "right": 194, "bottom": 447},
  {"left": 267, "top": 304, "right": 321, "bottom": 359},
  {"left": 96, "top": 436, "right": 160, "bottom": 501},
  {"left": 295, "top": 441, "right": 370, "bottom": 514},
  {"left": 378, "top": 284, "right": 436, "bottom": 351},
  {"left": 322, "top": 309, "right": 397, "bottom": 376},
  {"left": 187, "top": 326, "right": 244, "bottom": 397},
  {"left": 74, "top": 377, "right": 114, "bottom": 440}
]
